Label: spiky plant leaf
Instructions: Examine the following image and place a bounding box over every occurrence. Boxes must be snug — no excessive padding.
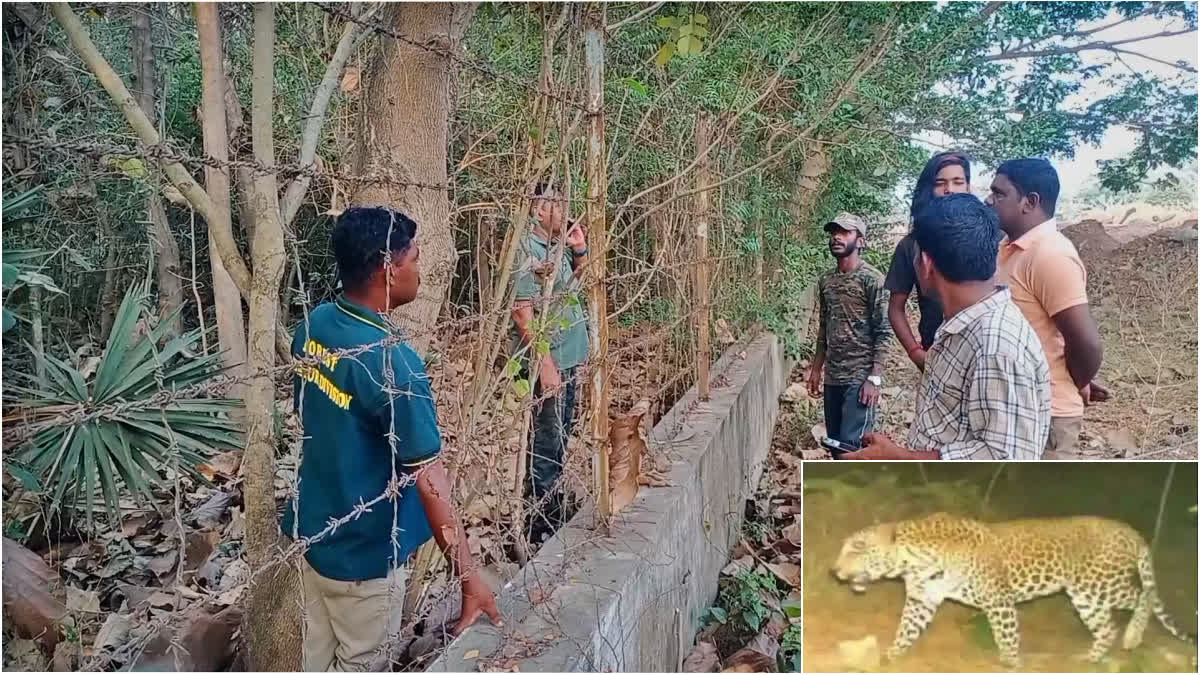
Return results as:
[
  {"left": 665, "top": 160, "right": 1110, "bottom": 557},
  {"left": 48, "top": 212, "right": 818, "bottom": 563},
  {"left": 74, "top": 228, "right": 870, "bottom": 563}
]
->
[{"left": 14, "top": 281, "right": 242, "bottom": 529}]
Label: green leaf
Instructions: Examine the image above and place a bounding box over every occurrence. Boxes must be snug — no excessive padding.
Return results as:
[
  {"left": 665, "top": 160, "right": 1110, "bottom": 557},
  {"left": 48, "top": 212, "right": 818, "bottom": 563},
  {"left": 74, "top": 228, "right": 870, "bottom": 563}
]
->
[
  {"left": 2, "top": 263, "right": 19, "bottom": 288},
  {"left": 692, "top": 14, "right": 708, "bottom": 25},
  {"left": 535, "top": 339, "right": 550, "bottom": 357},
  {"left": 116, "top": 157, "right": 148, "bottom": 179},
  {"left": 504, "top": 358, "right": 522, "bottom": 379},
  {"left": 709, "top": 606, "right": 728, "bottom": 624},
  {"left": 782, "top": 598, "right": 803, "bottom": 618},
  {"left": 621, "top": 78, "right": 649, "bottom": 99},
  {"left": 690, "top": 25, "right": 709, "bottom": 38},
  {"left": 17, "top": 271, "right": 63, "bottom": 294},
  {"left": 678, "top": 35, "right": 703, "bottom": 56},
  {"left": 656, "top": 16, "right": 678, "bottom": 28},
  {"left": 678, "top": 23, "right": 693, "bottom": 37},
  {"left": 7, "top": 464, "right": 43, "bottom": 493},
  {"left": 654, "top": 42, "right": 676, "bottom": 68},
  {"left": 2, "top": 308, "right": 15, "bottom": 333},
  {"left": 513, "top": 378, "right": 531, "bottom": 399}
]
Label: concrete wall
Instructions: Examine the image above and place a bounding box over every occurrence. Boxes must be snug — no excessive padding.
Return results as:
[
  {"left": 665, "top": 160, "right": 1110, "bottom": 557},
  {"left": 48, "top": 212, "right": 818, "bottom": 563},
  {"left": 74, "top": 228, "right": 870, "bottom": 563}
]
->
[{"left": 431, "top": 293, "right": 813, "bottom": 672}]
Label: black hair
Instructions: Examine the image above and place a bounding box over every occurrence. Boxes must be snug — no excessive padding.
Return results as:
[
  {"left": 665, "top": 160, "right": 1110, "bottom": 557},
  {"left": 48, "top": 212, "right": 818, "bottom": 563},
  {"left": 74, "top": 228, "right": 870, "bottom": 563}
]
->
[
  {"left": 995, "top": 158, "right": 1059, "bottom": 217},
  {"left": 910, "top": 151, "right": 972, "bottom": 221},
  {"left": 912, "top": 193, "right": 999, "bottom": 283},
  {"left": 533, "top": 181, "right": 558, "bottom": 198},
  {"left": 330, "top": 207, "right": 417, "bottom": 292}
]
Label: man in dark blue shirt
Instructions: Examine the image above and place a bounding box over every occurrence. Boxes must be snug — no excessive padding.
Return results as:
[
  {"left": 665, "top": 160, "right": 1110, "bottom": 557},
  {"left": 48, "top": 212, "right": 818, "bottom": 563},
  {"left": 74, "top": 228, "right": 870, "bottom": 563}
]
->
[{"left": 286, "top": 207, "right": 500, "bottom": 670}]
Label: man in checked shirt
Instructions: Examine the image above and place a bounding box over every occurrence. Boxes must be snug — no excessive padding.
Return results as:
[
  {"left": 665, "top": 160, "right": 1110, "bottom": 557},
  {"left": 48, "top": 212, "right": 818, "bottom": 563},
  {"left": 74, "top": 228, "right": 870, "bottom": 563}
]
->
[{"left": 844, "top": 193, "right": 1051, "bottom": 460}]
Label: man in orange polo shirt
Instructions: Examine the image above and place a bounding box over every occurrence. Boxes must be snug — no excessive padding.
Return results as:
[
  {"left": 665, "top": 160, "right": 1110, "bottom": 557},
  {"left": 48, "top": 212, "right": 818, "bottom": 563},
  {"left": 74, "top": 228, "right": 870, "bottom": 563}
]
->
[{"left": 988, "top": 158, "right": 1110, "bottom": 458}]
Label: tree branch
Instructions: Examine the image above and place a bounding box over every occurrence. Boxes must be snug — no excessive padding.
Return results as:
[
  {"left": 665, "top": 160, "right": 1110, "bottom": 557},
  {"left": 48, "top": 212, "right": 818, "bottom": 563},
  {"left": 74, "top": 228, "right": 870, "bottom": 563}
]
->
[
  {"left": 606, "top": 1, "right": 665, "bottom": 33},
  {"left": 984, "top": 28, "right": 1195, "bottom": 62},
  {"left": 50, "top": 2, "right": 253, "bottom": 300},
  {"left": 278, "top": 3, "right": 380, "bottom": 228},
  {"left": 1111, "top": 46, "right": 1198, "bottom": 73}
]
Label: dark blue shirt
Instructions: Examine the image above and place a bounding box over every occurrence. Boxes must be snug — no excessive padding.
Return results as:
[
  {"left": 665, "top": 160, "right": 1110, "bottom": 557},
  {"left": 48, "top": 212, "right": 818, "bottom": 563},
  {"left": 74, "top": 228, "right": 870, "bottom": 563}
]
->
[{"left": 282, "top": 296, "right": 441, "bottom": 581}]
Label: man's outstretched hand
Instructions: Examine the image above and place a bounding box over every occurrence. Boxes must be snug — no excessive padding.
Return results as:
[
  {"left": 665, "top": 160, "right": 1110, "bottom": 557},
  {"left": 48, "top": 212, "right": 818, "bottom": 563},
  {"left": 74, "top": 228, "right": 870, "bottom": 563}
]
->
[
  {"left": 841, "top": 432, "right": 906, "bottom": 460},
  {"left": 453, "top": 572, "right": 503, "bottom": 636}
]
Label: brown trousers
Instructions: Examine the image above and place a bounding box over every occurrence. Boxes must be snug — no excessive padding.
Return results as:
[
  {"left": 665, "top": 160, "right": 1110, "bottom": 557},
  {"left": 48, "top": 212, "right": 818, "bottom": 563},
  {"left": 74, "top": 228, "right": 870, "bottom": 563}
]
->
[
  {"left": 1043, "top": 416, "right": 1083, "bottom": 459},
  {"left": 301, "top": 557, "right": 407, "bottom": 672}
]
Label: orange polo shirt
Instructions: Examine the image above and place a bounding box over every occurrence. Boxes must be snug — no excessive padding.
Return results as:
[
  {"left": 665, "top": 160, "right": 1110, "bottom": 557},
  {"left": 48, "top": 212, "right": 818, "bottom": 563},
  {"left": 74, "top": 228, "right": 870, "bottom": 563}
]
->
[{"left": 996, "top": 219, "right": 1088, "bottom": 418}]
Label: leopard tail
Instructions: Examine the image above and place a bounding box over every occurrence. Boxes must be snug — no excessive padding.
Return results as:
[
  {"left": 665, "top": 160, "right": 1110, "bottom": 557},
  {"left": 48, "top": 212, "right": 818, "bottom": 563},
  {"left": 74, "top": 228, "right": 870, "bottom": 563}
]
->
[{"left": 1137, "top": 546, "right": 1195, "bottom": 644}]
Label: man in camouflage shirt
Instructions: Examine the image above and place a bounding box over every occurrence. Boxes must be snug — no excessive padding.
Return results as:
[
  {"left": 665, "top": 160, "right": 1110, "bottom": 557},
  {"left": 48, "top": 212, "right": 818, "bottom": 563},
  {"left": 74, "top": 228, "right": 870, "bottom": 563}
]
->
[{"left": 805, "top": 212, "right": 892, "bottom": 457}]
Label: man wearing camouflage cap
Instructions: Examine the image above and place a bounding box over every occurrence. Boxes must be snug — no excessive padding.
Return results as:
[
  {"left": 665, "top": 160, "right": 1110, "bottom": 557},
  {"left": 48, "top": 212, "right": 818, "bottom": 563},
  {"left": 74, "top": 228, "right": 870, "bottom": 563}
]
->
[{"left": 806, "top": 212, "right": 892, "bottom": 457}]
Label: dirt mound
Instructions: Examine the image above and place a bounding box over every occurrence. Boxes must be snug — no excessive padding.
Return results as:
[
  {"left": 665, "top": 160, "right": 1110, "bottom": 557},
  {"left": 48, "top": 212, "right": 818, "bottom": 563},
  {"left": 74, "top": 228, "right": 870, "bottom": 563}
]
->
[
  {"left": 1062, "top": 220, "right": 1121, "bottom": 267},
  {"left": 1083, "top": 229, "right": 1197, "bottom": 457}
]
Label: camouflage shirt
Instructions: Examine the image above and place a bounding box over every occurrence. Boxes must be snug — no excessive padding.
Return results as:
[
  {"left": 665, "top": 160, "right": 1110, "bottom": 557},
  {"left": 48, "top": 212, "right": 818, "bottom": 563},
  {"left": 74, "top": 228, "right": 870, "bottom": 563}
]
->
[{"left": 815, "top": 261, "right": 891, "bottom": 385}]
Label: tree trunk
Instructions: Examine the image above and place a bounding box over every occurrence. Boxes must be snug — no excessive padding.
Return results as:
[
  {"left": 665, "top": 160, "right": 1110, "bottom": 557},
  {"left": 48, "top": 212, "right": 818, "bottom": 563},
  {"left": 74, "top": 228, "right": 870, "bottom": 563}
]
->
[
  {"left": 196, "top": 3, "right": 248, "bottom": 385},
  {"left": 241, "top": 5, "right": 299, "bottom": 671},
  {"left": 584, "top": 3, "right": 611, "bottom": 523},
  {"left": 132, "top": 5, "right": 184, "bottom": 337},
  {"left": 353, "top": 2, "right": 477, "bottom": 357},
  {"left": 786, "top": 142, "right": 831, "bottom": 226}
]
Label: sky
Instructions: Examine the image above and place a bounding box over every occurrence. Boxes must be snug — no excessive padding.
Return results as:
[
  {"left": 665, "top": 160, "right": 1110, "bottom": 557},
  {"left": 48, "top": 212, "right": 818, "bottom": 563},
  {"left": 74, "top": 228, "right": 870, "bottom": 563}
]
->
[{"left": 901, "top": 6, "right": 1198, "bottom": 214}]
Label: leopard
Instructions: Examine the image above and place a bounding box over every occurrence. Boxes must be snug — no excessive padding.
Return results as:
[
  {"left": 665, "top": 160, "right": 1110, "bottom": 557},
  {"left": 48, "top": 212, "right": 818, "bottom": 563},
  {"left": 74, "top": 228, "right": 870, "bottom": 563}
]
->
[{"left": 831, "top": 512, "right": 1194, "bottom": 668}]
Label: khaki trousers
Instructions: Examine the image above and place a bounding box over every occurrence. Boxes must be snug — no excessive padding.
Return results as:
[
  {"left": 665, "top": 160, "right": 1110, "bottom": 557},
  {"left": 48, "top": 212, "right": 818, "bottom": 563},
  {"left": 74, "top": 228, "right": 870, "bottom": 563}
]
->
[
  {"left": 1043, "top": 416, "right": 1083, "bottom": 459},
  {"left": 301, "top": 557, "right": 407, "bottom": 672}
]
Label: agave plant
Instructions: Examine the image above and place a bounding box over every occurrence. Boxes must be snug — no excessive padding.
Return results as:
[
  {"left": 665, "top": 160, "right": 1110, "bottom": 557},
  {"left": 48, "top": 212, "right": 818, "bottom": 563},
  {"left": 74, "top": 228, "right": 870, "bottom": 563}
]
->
[{"left": 8, "top": 281, "right": 242, "bottom": 530}]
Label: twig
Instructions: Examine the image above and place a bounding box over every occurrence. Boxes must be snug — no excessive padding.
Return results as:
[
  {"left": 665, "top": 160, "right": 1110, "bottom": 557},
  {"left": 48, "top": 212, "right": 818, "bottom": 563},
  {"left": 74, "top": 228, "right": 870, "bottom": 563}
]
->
[{"left": 1150, "top": 462, "right": 1176, "bottom": 553}]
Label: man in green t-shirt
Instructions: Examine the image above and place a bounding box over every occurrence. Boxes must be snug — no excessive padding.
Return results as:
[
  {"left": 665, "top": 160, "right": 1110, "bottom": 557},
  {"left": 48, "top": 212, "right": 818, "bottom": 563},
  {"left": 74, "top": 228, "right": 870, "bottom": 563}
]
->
[
  {"left": 511, "top": 182, "right": 591, "bottom": 544},
  {"left": 287, "top": 207, "right": 500, "bottom": 670}
]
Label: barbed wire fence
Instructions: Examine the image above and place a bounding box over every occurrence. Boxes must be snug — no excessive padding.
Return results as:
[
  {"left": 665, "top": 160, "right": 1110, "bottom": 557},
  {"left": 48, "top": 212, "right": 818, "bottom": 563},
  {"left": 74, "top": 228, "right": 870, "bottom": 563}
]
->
[{"left": 1, "top": 2, "right": 821, "bottom": 671}]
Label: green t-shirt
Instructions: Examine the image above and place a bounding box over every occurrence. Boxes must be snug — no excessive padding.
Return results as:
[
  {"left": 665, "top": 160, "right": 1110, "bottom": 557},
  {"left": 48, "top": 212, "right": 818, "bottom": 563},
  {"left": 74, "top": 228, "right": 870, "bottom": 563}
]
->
[
  {"left": 283, "top": 296, "right": 441, "bottom": 581},
  {"left": 511, "top": 230, "right": 590, "bottom": 370}
]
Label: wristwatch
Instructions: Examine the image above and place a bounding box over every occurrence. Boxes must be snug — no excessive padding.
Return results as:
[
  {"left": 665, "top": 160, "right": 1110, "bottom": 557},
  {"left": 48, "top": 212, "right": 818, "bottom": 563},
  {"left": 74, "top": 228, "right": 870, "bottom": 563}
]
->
[{"left": 867, "top": 375, "right": 882, "bottom": 386}]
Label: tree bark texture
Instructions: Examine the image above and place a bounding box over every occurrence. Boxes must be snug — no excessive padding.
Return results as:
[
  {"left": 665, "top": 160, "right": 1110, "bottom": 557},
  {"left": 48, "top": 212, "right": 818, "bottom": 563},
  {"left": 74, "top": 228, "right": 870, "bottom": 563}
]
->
[
  {"left": 196, "top": 3, "right": 249, "bottom": 384},
  {"left": 583, "top": 3, "right": 611, "bottom": 521},
  {"left": 132, "top": 5, "right": 184, "bottom": 338},
  {"left": 353, "top": 2, "right": 477, "bottom": 357},
  {"left": 241, "top": 4, "right": 300, "bottom": 671}
]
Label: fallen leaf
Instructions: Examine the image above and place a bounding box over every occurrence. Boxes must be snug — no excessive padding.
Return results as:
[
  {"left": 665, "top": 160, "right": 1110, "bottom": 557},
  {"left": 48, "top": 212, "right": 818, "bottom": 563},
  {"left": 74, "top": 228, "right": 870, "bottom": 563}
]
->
[
  {"left": 682, "top": 640, "right": 719, "bottom": 672},
  {"left": 6, "top": 638, "right": 47, "bottom": 671},
  {"left": 52, "top": 640, "right": 79, "bottom": 672},
  {"left": 120, "top": 514, "right": 150, "bottom": 538},
  {"left": 113, "top": 583, "right": 156, "bottom": 610},
  {"left": 2, "top": 537, "right": 68, "bottom": 648},
  {"left": 148, "top": 591, "right": 176, "bottom": 608},
  {"left": 180, "top": 530, "right": 220, "bottom": 584},
  {"left": 66, "top": 586, "right": 101, "bottom": 614},
  {"left": 464, "top": 649, "right": 480, "bottom": 660},
  {"left": 97, "top": 555, "right": 133, "bottom": 579},
  {"left": 765, "top": 562, "right": 800, "bottom": 587},
  {"left": 130, "top": 605, "right": 242, "bottom": 672},
  {"left": 782, "top": 520, "right": 802, "bottom": 546},
  {"left": 226, "top": 506, "right": 246, "bottom": 540},
  {"left": 93, "top": 612, "right": 132, "bottom": 651},
  {"left": 216, "top": 583, "right": 245, "bottom": 606},
  {"left": 148, "top": 551, "right": 177, "bottom": 580},
  {"left": 218, "top": 559, "right": 250, "bottom": 591},
  {"left": 721, "top": 556, "right": 753, "bottom": 577},
  {"left": 340, "top": 66, "right": 361, "bottom": 93},
  {"left": 188, "top": 490, "right": 233, "bottom": 528},
  {"left": 196, "top": 451, "right": 242, "bottom": 481}
]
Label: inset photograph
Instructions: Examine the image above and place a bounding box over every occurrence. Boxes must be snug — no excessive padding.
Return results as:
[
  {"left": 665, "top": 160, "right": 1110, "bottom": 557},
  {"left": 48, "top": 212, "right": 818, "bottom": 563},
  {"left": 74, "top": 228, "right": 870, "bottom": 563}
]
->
[{"left": 801, "top": 463, "right": 1197, "bottom": 673}]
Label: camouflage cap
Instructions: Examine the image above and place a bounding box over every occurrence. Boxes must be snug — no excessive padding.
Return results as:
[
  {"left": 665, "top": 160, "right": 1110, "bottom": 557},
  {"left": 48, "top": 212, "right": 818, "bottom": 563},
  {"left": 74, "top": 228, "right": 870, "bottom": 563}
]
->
[{"left": 824, "top": 212, "right": 868, "bottom": 237}]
